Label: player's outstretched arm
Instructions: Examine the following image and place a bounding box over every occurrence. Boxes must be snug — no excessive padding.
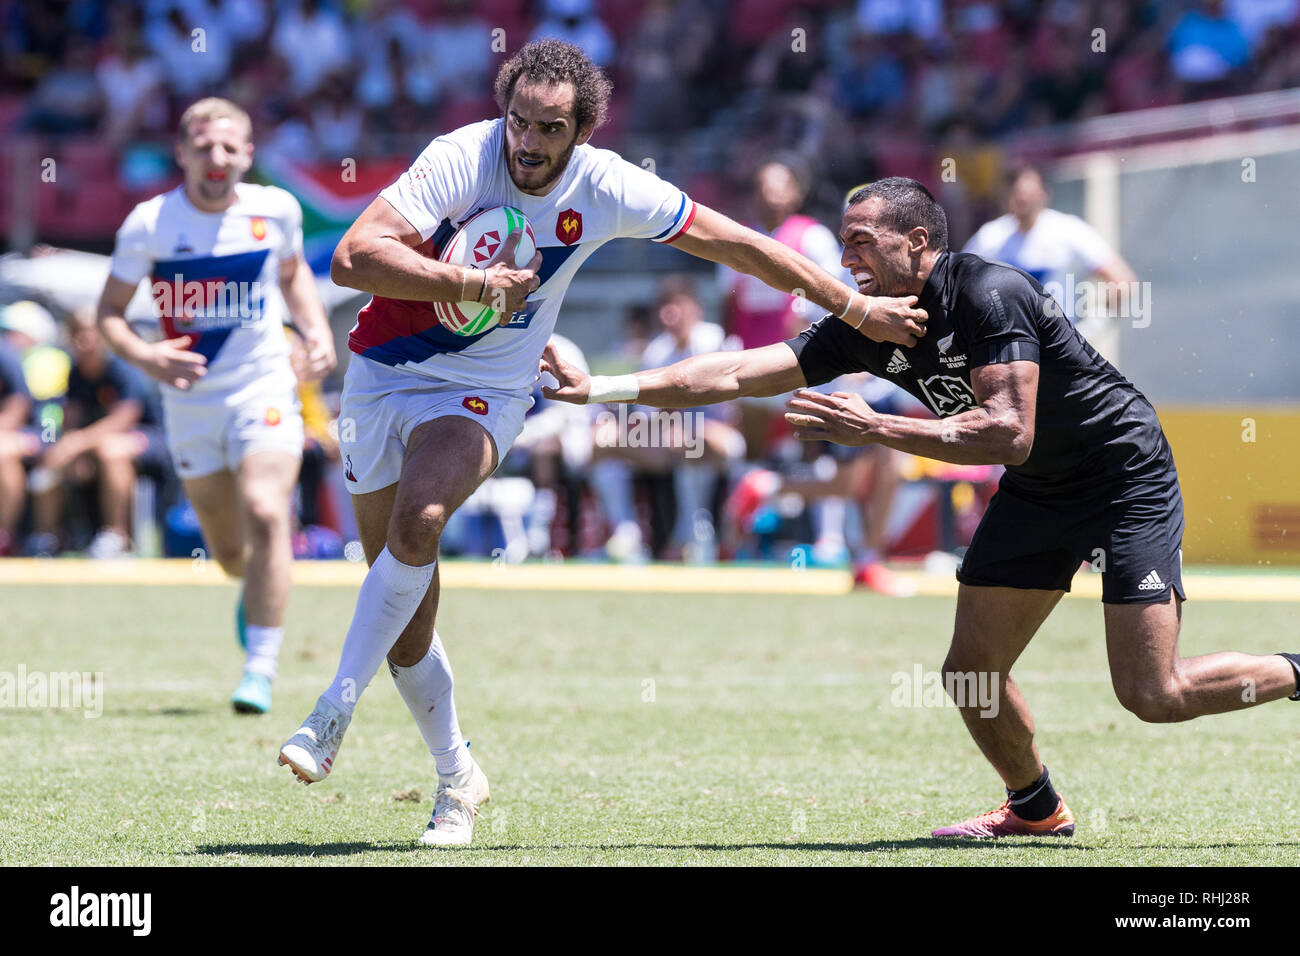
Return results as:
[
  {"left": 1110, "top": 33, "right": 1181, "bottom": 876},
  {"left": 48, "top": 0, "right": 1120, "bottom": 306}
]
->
[
  {"left": 331, "top": 197, "right": 540, "bottom": 315},
  {"left": 784, "top": 360, "right": 1038, "bottom": 466},
  {"left": 97, "top": 275, "right": 208, "bottom": 390},
  {"left": 670, "top": 204, "right": 929, "bottom": 347},
  {"left": 280, "top": 253, "right": 336, "bottom": 381},
  {"left": 541, "top": 341, "right": 806, "bottom": 409}
]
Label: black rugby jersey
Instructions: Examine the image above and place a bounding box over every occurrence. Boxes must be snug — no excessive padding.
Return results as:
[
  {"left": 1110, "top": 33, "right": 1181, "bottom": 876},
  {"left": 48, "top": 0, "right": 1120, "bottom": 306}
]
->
[{"left": 786, "top": 251, "right": 1170, "bottom": 498}]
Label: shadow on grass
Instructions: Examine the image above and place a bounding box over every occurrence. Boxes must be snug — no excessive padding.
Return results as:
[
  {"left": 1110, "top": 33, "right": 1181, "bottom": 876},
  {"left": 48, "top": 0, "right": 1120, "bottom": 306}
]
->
[
  {"left": 192, "top": 837, "right": 1300, "bottom": 859},
  {"left": 190, "top": 837, "right": 1082, "bottom": 859},
  {"left": 0, "top": 706, "right": 205, "bottom": 718},
  {"left": 194, "top": 841, "right": 414, "bottom": 858},
  {"left": 459, "top": 838, "right": 1093, "bottom": 853}
]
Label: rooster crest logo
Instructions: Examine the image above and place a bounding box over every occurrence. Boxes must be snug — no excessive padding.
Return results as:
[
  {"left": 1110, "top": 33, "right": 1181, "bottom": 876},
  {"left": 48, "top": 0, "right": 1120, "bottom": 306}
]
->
[{"left": 556, "top": 208, "right": 583, "bottom": 246}]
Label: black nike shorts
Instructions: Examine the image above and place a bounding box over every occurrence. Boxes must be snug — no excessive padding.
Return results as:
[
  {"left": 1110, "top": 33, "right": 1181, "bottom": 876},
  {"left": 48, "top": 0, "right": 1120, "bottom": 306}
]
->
[{"left": 955, "top": 461, "right": 1186, "bottom": 605}]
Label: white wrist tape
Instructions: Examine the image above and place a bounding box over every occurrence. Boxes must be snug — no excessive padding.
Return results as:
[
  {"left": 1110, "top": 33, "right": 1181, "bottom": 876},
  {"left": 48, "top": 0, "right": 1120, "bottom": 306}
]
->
[
  {"left": 586, "top": 374, "right": 640, "bottom": 404},
  {"left": 854, "top": 295, "right": 875, "bottom": 330},
  {"left": 837, "top": 292, "right": 858, "bottom": 319}
]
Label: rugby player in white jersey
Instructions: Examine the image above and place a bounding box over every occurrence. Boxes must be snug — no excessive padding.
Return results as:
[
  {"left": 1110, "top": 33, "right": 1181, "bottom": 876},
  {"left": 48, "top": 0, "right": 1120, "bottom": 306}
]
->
[
  {"left": 97, "top": 98, "right": 337, "bottom": 715},
  {"left": 276, "top": 39, "right": 927, "bottom": 846}
]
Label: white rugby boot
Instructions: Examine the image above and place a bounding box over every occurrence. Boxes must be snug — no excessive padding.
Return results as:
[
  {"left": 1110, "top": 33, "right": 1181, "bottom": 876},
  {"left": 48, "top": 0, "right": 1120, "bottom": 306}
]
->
[
  {"left": 419, "top": 759, "right": 490, "bottom": 847},
  {"left": 278, "top": 696, "right": 350, "bottom": 784}
]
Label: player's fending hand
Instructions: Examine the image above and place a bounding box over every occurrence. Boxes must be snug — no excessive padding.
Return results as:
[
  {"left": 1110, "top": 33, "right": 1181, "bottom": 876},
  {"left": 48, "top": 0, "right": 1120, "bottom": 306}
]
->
[
  {"left": 783, "top": 388, "right": 879, "bottom": 446},
  {"left": 297, "top": 326, "right": 338, "bottom": 382},
  {"left": 854, "top": 295, "right": 928, "bottom": 347},
  {"left": 538, "top": 342, "right": 590, "bottom": 404},
  {"left": 144, "top": 335, "right": 207, "bottom": 390},
  {"left": 481, "top": 227, "right": 543, "bottom": 324}
]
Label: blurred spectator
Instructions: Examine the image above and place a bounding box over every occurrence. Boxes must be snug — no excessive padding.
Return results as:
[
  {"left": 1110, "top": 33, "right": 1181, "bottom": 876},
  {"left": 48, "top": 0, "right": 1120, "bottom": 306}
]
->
[
  {"left": 719, "top": 156, "right": 846, "bottom": 459},
  {"left": 0, "top": 340, "right": 33, "bottom": 556},
  {"left": 0, "top": 301, "right": 68, "bottom": 410},
  {"left": 624, "top": 0, "right": 716, "bottom": 135},
  {"left": 1224, "top": 0, "right": 1298, "bottom": 49},
  {"left": 270, "top": 0, "right": 353, "bottom": 99},
  {"left": 964, "top": 163, "right": 1136, "bottom": 361},
  {"left": 2, "top": 1, "right": 71, "bottom": 89},
  {"left": 964, "top": 163, "right": 1135, "bottom": 314},
  {"left": 1167, "top": 0, "right": 1251, "bottom": 86},
  {"left": 591, "top": 277, "right": 745, "bottom": 562},
  {"left": 507, "top": 333, "right": 594, "bottom": 557},
  {"left": 196, "top": 0, "right": 270, "bottom": 48},
  {"left": 23, "top": 37, "right": 103, "bottom": 134},
  {"left": 96, "top": 26, "right": 168, "bottom": 144},
  {"left": 26, "top": 308, "right": 166, "bottom": 558},
  {"left": 855, "top": 0, "right": 945, "bottom": 43},
  {"left": 145, "top": 6, "right": 232, "bottom": 98},
  {"left": 425, "top": 0, "right": 495, "bottom": 108},
  {"left": 530, "top": 0, "right": 616, "bottom": 69},
  {"left": 834, "top": 31, "right": 908, "bottom": 119},
  {"left": 1026, "top": 17, "right": 1107, "bottom": 123},
  {"left": 614, "top": 304, "right": 653, "bottom": 370},
  {"left": 310, "top": 74, "right": 364, "bottom": 160}
]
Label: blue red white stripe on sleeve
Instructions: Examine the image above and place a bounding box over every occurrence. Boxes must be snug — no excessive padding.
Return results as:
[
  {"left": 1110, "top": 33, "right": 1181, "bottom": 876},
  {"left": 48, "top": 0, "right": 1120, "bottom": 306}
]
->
[{"left": 652, "top": 196, "right": 697, "bottom": 244}]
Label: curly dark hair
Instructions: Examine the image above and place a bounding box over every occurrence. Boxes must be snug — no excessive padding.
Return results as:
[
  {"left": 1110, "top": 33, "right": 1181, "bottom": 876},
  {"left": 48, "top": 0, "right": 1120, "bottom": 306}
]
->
[{"left": 493, "top": 38, "right": 613, "bottom": 132}]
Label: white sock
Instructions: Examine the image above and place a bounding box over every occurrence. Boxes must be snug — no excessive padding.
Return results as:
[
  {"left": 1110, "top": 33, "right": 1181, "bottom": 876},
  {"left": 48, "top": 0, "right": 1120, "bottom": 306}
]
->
[
  {"left": 390, "top": 629, "right": 471, "bottom": 782},
  {"left": 812, "top": 496, "right": 845, "bottom": 544},
  {"left": 244, "top": 625, "right": 283, "bottom": 678},
  {"left": 322, "top": 547, "right": 436, "bottom": 715}
]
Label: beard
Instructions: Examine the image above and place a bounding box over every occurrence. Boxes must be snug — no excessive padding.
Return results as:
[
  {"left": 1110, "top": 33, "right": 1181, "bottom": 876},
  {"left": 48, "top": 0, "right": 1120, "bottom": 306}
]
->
[{"left": 507, "top": 135, "right": 578, "bottom": 194}]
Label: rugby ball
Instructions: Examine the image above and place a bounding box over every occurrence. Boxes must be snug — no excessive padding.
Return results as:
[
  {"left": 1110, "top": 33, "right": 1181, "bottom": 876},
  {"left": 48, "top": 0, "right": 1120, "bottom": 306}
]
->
[{"left": 436, "top": 205, "right": 537, "bottom": 336}]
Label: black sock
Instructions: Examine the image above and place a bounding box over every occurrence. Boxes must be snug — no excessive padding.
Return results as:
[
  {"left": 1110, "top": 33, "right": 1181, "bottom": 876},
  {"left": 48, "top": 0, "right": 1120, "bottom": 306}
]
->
[
  {"left": 1007, "top": 767, "right": 1059, "bottom": 821},
  {"left": 1278, "top": 654, "right": 1300, "bottom": 700}
]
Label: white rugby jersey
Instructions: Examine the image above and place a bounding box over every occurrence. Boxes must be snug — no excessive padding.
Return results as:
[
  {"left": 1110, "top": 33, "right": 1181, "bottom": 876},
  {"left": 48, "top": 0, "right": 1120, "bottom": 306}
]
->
[
  {"left": 963, "top": 208, "right": 1115, "bottom": 321},
  {"left": 348, "top": 119, "right": 695, "bottom": 391},
  {"left": 109, "top": 182, "right": 301, "bottom": 397}
]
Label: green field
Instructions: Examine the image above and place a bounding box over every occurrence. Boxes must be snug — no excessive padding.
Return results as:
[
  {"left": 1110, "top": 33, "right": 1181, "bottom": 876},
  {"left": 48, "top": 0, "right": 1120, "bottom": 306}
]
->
[{"left": 2, "top": 577, "right": 1298, "bottom": 866}]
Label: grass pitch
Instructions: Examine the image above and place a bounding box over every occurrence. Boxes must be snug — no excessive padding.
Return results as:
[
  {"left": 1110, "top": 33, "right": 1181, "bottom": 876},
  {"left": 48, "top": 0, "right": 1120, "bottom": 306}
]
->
[{"left": 1, "top": 572, "right": 1297, "bottom": 866}]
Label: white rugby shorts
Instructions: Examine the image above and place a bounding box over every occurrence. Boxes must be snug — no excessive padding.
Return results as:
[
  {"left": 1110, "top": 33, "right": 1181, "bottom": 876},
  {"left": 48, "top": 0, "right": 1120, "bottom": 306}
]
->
[
  {"left": 163, "top": 364, "right": 304, "bottom": 479},
  {"left": 338, "top": 355, "right": 533, "bottom": 495}
]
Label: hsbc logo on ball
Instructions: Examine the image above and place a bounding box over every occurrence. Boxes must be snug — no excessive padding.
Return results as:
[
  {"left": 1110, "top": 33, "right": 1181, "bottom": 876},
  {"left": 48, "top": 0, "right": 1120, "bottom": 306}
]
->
[{"left": 473, "top": 230, "right": 501, "bottom": 264}]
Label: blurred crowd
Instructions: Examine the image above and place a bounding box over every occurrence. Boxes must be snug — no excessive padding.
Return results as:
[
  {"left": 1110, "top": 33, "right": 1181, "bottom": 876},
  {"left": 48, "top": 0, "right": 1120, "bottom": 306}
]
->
[
  {"left": 4, "top": 0, "right": 1300, "bottom": 214},
  {"left": 2, "top": 0, "right": 1295, "bottom": 571}
]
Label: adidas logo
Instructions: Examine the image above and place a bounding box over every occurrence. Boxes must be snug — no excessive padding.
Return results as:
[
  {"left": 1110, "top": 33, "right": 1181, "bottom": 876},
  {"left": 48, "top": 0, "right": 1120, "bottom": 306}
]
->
[
  {"left": 886, "top": 349, "right": 910, "bottom": 374},
  {"left": 1137, "top": 570, "right": 1165, "bottom": 591}
]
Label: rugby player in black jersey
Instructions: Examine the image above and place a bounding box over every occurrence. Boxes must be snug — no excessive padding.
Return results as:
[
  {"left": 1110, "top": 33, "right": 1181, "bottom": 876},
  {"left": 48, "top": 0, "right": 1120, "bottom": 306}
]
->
[{"left": 541, "top": 177, "right": 1300, "bottom": 838}]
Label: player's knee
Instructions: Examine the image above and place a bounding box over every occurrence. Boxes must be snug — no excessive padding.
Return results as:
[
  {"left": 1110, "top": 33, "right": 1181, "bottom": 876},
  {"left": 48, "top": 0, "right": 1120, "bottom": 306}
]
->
[
  {"left": 388, "top": 501, "right": 448, "bottom": 562},
  {"left": 942, "top": 645, "right": 988, "bottom": 682},
  {"left": 241, "top": 489, "right": 289, "bottom": 538},
  {"left": 1115, "top": 676, "right": 1187, "bottom": 723}
]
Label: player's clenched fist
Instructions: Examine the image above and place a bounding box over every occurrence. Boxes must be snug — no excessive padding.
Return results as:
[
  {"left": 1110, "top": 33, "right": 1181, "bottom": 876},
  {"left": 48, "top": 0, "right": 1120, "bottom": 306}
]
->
[
  {"left": 144, "top": 334, "right": 207, "bottom": 390},
  {"left": 539, "top": 342, "right": 590, "bottom": 403},
  {"left": 481, "top": 227, "right": 543, "bottom": 323}
]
